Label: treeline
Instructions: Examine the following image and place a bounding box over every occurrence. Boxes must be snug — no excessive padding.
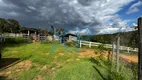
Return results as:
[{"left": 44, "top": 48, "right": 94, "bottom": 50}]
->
[
  {"left": 0, "top": 18, "right": 64, "bottom": 36},
  {"left": 82, "top": 31, "right": 138, "bottom": 48},
  {"left": 0, "top": 18, "right": 21, "bottom": 33}
]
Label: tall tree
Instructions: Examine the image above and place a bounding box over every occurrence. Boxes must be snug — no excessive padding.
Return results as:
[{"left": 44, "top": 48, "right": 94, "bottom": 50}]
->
[
  {"left": 0, "top": 18, "right": 6, "bottom": 33},
  {"left": 7, "top": 19, "right": 21, "bottom": 33}
]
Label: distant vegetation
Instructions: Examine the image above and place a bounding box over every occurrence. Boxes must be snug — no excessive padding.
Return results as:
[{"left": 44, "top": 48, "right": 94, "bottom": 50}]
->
[
  {"left": 81, "top": 31, "right": 138, "bottom": 48},
  {"left": 0, "top": 18, "right": 64, "bottom": 36}
]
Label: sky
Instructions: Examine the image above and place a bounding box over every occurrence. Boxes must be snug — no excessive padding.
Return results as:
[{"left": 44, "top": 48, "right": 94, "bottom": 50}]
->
[{"left": 0, "top": 0, "right": 142, "bottom": 35}]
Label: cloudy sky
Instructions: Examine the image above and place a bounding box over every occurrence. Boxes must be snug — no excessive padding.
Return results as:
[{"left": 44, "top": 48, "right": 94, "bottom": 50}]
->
[{"left": 0, "top": 0, "right": 142, "bottom": 35}]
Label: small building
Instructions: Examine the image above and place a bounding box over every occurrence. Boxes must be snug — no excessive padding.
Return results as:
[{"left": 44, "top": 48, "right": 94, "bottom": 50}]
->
[
  {"left": 60, "top": 33, "right": 78, "bottom": 43},
  {"left": 20, "top": 27, "right": 39, "bottom": 40}
]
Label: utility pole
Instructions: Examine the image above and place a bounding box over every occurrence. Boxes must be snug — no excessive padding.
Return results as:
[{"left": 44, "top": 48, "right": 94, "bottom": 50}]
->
[{"left": 138, "top": 17, "right": 142, "bottom": 80}]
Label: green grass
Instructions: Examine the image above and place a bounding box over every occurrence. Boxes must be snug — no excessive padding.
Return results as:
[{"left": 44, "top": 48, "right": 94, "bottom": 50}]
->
[
  {"left": 0, "top": 43, "right": 137, "bottom": 80},
  {"left": 18, "top": 67, "right": 40, "bottom": 80}
]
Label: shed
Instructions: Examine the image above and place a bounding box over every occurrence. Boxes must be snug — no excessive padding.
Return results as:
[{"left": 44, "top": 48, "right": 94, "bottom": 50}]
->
[{"left": 60, "top": 33, "right": 78, "bottom": 43}]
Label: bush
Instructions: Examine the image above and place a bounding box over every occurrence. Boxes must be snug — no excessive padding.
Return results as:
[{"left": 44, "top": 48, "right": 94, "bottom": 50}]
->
[
  {"left": 5, "top": 37, "right": 30, "bottom": 44},
  {"left": 41, "top": 40, "right": 53, "bottom": 44},
  {"left": 40, "top": 40, "right": 60, "bottom": 44},
  {"left": 65, "top": 41, "right": 79, "bottom": 47}
]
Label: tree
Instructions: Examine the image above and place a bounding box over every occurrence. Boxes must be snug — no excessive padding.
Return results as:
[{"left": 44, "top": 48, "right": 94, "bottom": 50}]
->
[
  {"left": 56, "top": 28, "right": 64, "bottom": 36},
  {"left": 0, "top": 18, "right": 6, "bottom": 33},
  {"left": 0, "top": 18, "right": 21, "bottom": 33},
  {"left": 7, "top": 19, "right": 21, "bottom": 33},
  {"left": 38, "top": 28, "right": 49, "bottom": 36}
]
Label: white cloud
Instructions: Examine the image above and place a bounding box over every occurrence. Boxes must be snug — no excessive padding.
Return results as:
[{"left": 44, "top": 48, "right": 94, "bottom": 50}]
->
[
  {"left": 126, "top": 1, "right": 142, "bottom": 14},
  {"left": 28, "top": 6, "right": 36, "bottom": 10},
  {"left": 133, "top": 23, "right": 138, "bottom": 27},
  {"left": 98, "top": 27, "right": 134, "bottom": 34},
  {"left": 8, "top": 11, "right": 19, "bottom": 16},
  {"left": 68, "top": 28, "right": 91, "bottom": 35},
  {"left": 25, "top": 9, "right": 32, "bottom": 12},
  {"left": 0, "top": 0, "right": 18, "bottom": 9}
]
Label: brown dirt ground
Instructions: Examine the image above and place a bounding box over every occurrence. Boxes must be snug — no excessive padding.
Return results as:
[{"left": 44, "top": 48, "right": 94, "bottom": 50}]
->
[
  {"left": 119, "top": 54, "right": 138, "bottom": 63},
  {"left": 0, "top": 60, "right": 32, "bottom": 79},
  {"left": 78, "top": 48, "right": 138, "bottom": 63}
]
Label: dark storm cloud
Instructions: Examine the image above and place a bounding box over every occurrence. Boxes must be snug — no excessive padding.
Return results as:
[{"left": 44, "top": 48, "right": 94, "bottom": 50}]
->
[{"left": 0, "top": 0, "right": 134, "bottom": 34}]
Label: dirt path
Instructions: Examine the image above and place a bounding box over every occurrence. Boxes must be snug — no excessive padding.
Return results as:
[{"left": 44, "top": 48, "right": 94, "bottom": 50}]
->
[
  {"left": 78, "top": 48, "right": 138, "bottom": 63},
  {"left": 119, "top": 54, "right": 138, "bottom": 63}
]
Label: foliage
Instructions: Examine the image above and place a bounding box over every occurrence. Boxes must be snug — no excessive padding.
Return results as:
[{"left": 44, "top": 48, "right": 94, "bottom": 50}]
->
[
  {"left": 40, "top": 40, "right": 53, "bottom": 44},
  {"left": 0, "top": 18, "right": 7, "bottom": 33},
  {"left": 65, "top": 41, "right": 74, "bottom": 47},
  {"left": 4, "top": 37, "right": 30, "bottom": 44},
  {"left": 40, "top": 40, "right": 60, "bottom": 44},
  {"left": 0, "top": 18, "right": 21, "bottom": 33},
  {"left": 83, "top": 31, "right": 138, "bottom": 48},
  {"left": 128, "top": 31, "right": 138, "bottom": 48},
  {"left": 97, "top": 44, "right": 105, "bottom": 51}
]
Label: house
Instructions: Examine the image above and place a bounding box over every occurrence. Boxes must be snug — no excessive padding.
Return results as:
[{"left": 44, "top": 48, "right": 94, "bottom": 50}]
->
[{"left": 60, "top": 33, "right": 78, "bottom": 43}]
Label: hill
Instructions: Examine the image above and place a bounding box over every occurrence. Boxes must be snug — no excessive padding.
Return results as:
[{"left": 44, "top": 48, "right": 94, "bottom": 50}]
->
[{"left": 81, "top": 31, "right": 138, "bottom": 48}]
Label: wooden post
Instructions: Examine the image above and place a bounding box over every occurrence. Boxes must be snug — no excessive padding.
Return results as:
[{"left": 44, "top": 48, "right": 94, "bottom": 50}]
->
[
  {"left": 0, "top": 34, "right": 2, "bottom": 60},
  {"left": 35, "top": 31, "right": 37, "bottom": 40},
  {"left": 0, "top": 35, "right": 2, "bottom": 43},
  {"left": 0, "top": 42, "right": 1, "bottom": 60},
  {"left": 3, "top": 34, "right": 5, "bottom": 42},
  {"left": 127, "top": 47, "right": 130, "bottom": 53},
  {"left": 112, "top": 41, "right": 115, "bottom": 63},
  {"left": 89, "top": 42, "right": 91, "bottom": 48},
  {"left": 120, "top": 46, "right": 122, "bottom": 50},
  {"left": 116, "top": 36, "right": 120, "bottom": 72},
  {"left": 80, "top": 41, "right": 82, "bottom": 48},
  {"left": 138, "top": 17, "right": 142, "bottom": 80},
  {"left": 28, "top": 30, "right": 30, "bottom": 36}
]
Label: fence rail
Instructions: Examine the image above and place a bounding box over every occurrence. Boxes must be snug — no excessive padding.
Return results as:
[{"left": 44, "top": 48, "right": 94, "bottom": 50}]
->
[{"left": 79, "top": 40, "right": 138, "bottom": 52}]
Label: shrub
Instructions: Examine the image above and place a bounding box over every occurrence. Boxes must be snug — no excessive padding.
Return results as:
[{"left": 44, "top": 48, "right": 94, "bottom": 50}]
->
[
  {"left": 5, "top": 37, "right": 30, "bottom": 44},
  {"left": 65, "top": 41, "right": 74, "bottom": 47},
  {"left": 40, "top": 40, "right": 60, "bottom": 44},
  {"left": 41, "top": 40, "right": 53, "bottom": 44}
]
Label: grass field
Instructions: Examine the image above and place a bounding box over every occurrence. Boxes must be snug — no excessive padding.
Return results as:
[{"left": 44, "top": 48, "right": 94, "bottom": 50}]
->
[{"left": 0, "top": 42, "right": 137, "bottom": 80}]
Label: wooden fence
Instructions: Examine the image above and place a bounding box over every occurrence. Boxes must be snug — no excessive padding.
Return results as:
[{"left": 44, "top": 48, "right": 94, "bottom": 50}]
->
[
  {"left": 0, "top": 34, "right": 5, "bottom": 43},
  {"left": 4, "top": 33, "right": 23, "bottom": 37},
  {"left": 1, "top": 33, "right": 53, "bottom": 41},
  {"left": 79, "top": 40, "right": 138, "bottom": 52}
]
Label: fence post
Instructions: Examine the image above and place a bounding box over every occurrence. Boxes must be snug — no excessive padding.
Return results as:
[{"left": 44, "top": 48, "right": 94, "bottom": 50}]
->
[
  {"left": 28, "top": 30, "right": 30, "bottom": 36},
  {"left": 2, "top": 34, "right": 3, "bottom": 42},
  {"left": 116, "top": 36, "right": 120, "bottom": 72},
  {"left": 120, "top": 46, "right": 122, "bottom": 50},
  {"left": 80, "top": 41, "right": 82, "bottom": 48},
  {"left": 0, "top": 35, "right": 2, "bottom": 43},
  {"left": 0, "top": 34, "right": 1, "bottom": 60},
  {"left": 138, "top": 17, "right": 142, "bottom": 80},
  {"left": 89, "top": 42, "right": 91, "bottom": 48},
  {"left": 112, "top": 41, "right": 115, "bottom": 63},
  {"left": 127, "top": 47, "right": 130, "bottom": 53},
  {"left": 3, "top": 35, "right": 5, "bottom": 42}
]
